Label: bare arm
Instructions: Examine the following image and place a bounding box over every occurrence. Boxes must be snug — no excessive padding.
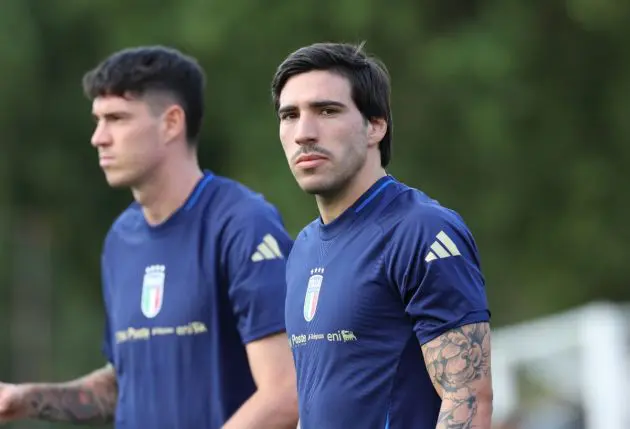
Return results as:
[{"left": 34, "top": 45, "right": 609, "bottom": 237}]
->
[
  {"left": 222, "top": 332, "right": 299, "bottom": 429},
  {"left": 23, "top": 364, "right": 117, "bottom": 424},
  {"left": 421, "top": 322, "right": 493, "bottom": 429}
]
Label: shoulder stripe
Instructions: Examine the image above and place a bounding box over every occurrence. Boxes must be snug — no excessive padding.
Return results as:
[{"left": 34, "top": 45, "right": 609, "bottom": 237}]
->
[
  {"left": 425, "top": 230, "right": 461, "bottom": 262},
  {"left": 251, "top": 234, "right": 284, "bottom": 262},
  {"left": 436, "top": 230, "right": 460, "bottom": 256}
]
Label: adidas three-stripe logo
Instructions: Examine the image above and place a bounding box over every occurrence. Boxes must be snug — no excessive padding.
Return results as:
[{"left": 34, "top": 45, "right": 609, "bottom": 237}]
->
[
  {"left": 424, "top": 231, "right": 461, "bottom": 262},
  {"left": 251, "top": 234, "right": 284, "bottom": 262}
]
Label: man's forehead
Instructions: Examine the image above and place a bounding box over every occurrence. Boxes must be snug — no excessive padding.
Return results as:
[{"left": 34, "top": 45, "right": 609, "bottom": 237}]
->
[
  {"left": 280, "top": 70, "right": 351, "bottom": 106},
  {"left": 92, "top": 94, "right": 144, "bottom": 114}
]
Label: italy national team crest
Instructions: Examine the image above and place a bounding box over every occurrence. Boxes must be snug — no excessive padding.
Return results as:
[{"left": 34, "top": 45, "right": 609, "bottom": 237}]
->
[
  {"left": 141, "top": 265, "right": 165, "bottom": 319},
  {"left": 303, "top": 268, "right": 324, "bottom": 322}
]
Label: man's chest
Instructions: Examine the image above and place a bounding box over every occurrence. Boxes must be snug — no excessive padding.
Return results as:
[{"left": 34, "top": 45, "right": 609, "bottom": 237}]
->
[
  {"left": 285, "top": 229, "right": 408, "bottom": 349},
  {"left": 105, "top": 235, "right": 220, "bottom": 348}
]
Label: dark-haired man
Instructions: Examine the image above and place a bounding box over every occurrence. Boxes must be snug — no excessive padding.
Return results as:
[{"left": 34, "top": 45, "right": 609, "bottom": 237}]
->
[
  {"left": 0, "top": 45, "right": 298, "bottom": 429},
  {"left": 273, "top": 42, "right": 493, "bottom": 429}
]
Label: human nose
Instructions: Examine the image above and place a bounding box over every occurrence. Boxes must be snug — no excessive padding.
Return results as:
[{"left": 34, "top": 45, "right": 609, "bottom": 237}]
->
[
  {"left": 91, "top": 121, "right": 111, "bottom": 147},
  {"left": 294, "top": 114, "right": 318, "bottom": 146}
]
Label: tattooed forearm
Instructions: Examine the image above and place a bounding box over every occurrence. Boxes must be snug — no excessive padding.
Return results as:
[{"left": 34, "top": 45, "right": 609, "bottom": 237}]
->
[
  {"left": 25, "top": 365, "right": 117, "bottom": 424},
  {"left": 422, "top": 322, "right": 493, "bottom": 429},
  {"left": 28, "top": 386, "right": 115, "bottom": 423}
]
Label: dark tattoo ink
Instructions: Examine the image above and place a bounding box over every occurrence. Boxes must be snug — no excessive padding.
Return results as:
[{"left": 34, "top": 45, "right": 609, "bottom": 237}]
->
[
  {"left": 27, "top": 367, "right": 117, "bottom": 423},
  {"left": 422, "top": 322, "right": 491, "bottom": 429}
]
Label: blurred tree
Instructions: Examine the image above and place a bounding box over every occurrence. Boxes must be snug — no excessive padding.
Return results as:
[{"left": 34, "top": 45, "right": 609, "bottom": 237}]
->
[{"left": 0, "top": 0, "right": 629, "bottom": 426}]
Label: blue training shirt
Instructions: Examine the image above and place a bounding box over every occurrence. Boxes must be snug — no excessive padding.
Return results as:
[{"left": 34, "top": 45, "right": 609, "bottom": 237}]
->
[
  {"left": 101, "top": 171, "right": 293, "bottom": 429},
  {"left": 285, "top": 175, "right": 490, "bottom": 429}
]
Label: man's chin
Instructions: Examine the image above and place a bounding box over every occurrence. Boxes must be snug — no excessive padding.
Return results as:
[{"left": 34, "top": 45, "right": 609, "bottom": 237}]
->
[
  {"left": 296, "top": 176, "right": 337, "bottom": 196},
  {"left": 102, "top": 170, "right": 133, "bottom": 188}
]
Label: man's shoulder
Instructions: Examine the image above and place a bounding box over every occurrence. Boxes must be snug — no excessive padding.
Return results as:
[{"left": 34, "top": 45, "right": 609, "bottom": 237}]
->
[
  {"left": 204, "top": 174, "right": 284, "bottom": 222},
  {"left": 99, "top": 202, "right": 142, "bottom": 258},
  {"left": 102, "top": 175, "right": 270, "bottom": 238},
  {"left": 293, "top": 218, "right": 320, "bottom": 245},
  {"left": 380, "top": 182, "right": 471, "bottom": 238},
  {"left": 210, "top": 174, "right": 262, "bottom": 202},
  {"left": 286, "top": 219, "right": 318, "bottom": 270},
  {"left": 107, "top": 202, "right": 143, "bottom": 237}
]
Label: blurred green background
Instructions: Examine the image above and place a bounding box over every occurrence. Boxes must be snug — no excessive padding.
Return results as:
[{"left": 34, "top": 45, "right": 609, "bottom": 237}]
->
[{"left": 0, "top": 0, "right": 628, "bottom": 428}]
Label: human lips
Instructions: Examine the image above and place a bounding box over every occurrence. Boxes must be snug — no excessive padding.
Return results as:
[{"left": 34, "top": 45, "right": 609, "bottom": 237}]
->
[
  {"left": 99, "top": 155, "right": 115, "bottom": 167},
  {"left": 295, "top": 154, "right": 328, "bottom": 169}
]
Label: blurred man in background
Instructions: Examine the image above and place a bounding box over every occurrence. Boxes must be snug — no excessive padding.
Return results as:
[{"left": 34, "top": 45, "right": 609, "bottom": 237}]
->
[
  {"left": 0, "top": 45, "right": 298, "bottom": 429},
  {"left": 272, "top": 42, "right": 493, "bottom": 429}
]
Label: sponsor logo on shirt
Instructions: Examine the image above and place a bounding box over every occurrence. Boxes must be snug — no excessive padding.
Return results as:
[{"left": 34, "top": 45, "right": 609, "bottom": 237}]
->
[
  {"left": 115, "top": 321, "right": 208, "bottom": 344},
  {"left": 289, "top": 330, "right": 358, "bottom": 348}
]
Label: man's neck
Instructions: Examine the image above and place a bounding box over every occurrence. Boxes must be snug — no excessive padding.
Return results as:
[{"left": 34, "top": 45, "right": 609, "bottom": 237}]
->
[
  {"left": 132, "top": 158, "right": 204, "bottom": 226},
  {"left": 316, "top": 164, "right": 387, "bottom": 225}
]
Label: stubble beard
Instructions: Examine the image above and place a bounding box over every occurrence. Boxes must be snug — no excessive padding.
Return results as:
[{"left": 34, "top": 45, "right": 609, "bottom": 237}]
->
[{"left": 298, "top": 153, "right": 365, "bottom": 201}]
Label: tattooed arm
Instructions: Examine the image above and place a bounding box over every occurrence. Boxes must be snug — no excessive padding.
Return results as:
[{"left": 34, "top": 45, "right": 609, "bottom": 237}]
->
[
  {"left": 421, "top": 322, "right": 493, "bottom": 429},
  {"left": 0, "top": 364, "right": 117, "bottom": 424}
]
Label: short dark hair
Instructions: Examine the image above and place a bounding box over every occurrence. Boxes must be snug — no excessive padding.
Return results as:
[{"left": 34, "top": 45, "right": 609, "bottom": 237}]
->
[
  {"left": 82, "top": 45, "right": 205, "bottom": 145},
  {"left": 271, "top": 42, "right": 393, "bottom": 167}
]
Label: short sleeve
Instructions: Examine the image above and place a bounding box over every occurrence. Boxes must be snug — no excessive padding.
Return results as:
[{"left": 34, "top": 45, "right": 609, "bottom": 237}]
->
[
  {"left": 222, "top": 199, "right": 293, "bottom": 344},
  {"left": 386, "top": 205, "right": 490, "bottom": 345},
  {"left": 100, "top": 251, "right": 114, "bottom": 364}
]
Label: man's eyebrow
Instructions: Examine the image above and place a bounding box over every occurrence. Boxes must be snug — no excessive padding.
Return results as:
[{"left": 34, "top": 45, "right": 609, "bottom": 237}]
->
[
  {"left": 277, "top": 104, "right": 296, "bottom": 116},
  {"left": 278, "top": 100, "right": 347, "bottom": 115},
  {"left": 308, "top": 100, "right": 347, "bottom": 109},
  {"left": 92, "top": 110, "right": 130, "bottom": 119}
]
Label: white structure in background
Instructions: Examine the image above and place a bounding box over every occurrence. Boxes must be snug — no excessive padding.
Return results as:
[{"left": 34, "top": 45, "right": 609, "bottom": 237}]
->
[{"left": 492, "top": 301, "right": 630, "bottom": 429}]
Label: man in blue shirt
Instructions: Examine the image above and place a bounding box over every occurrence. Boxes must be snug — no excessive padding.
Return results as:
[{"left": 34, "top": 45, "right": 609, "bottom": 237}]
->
[
  {"left": 271, "top": 42, "right": 493, "bottom": 429},
  {"left": 0, "top": 46, "right": 298, "bottom": 428}
]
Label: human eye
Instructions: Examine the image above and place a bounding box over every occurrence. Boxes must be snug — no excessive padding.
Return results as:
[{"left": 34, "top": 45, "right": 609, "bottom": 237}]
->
[
  {"left": 102, "top": 114, "right": 122, "bottom": 123},
  {"left": 279, "top": 111, "right": 297, "bottom": 121},
  {"left": 320, "top": 106, "right": 339, "bottom": 116}
]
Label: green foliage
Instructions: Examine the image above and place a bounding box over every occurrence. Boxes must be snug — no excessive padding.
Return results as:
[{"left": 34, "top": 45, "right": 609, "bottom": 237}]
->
[{"left": 0, "top": 2, "right": 628, "bottom": 425}]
